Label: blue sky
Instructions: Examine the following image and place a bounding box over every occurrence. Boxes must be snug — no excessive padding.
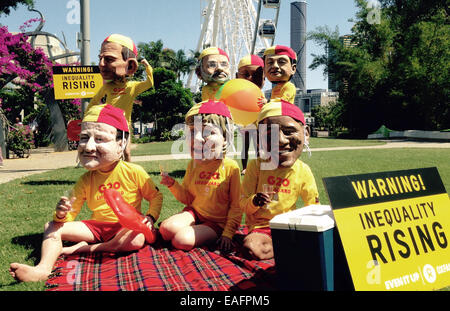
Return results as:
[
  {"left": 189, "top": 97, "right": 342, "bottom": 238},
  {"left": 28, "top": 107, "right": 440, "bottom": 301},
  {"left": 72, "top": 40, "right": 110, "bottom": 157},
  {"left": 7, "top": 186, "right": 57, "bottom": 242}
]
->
[{"left": 1, "top": 0, "right": 358, "bottom": 90}]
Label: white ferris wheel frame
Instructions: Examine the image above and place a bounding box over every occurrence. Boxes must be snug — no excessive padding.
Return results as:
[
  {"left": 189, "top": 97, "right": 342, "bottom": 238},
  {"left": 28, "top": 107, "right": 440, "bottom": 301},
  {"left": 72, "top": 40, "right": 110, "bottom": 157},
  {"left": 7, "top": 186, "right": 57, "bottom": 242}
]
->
[{"left": 186, "top": 0, "right": 281, "bottom": 92}]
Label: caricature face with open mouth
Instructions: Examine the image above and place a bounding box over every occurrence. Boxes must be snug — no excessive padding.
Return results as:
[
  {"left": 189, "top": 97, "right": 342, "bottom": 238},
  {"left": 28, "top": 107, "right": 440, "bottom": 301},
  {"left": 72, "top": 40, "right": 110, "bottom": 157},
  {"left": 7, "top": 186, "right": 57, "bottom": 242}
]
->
[
  {"left": 259, "top": 115, "right": 305, "bottom": 168},
  {"left": 264, "top": 54, "right": 296, "bottom": 82}
]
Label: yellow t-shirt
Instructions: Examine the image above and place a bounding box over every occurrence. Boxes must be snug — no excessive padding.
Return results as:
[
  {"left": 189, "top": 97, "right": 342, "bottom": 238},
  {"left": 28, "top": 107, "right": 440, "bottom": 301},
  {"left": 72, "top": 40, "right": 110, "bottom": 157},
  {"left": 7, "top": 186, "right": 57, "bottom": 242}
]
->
[
  {"left": 240, "top": 158, "right": 319, "bottom": 232},
  {"left": 87, "top": 64, "right": 154, "bottom": 125},
  {"left": 201, "top": 83, "right": 223, "bottom": 101},
  {"left": 53, "top": 160, "right": 163, "bottom": 223},
  {"left": 271, "top": 81, "right": 296, "bottom": 104},
  {"left": 168, "top": 158, "right": 242, "bottom": 239}
]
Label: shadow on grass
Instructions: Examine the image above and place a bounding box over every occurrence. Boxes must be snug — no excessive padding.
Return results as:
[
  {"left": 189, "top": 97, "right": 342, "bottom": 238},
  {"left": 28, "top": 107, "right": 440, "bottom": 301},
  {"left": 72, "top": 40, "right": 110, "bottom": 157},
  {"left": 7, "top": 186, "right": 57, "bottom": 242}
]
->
[
  {"left": 21, "top": 180, "right": 76, "bottom": 186},
  {"left": 11, "top": 233, "right": 43, "bottom": 264},
  {"left": 147, "top": 169, "right": 186, "bottom": 179}
]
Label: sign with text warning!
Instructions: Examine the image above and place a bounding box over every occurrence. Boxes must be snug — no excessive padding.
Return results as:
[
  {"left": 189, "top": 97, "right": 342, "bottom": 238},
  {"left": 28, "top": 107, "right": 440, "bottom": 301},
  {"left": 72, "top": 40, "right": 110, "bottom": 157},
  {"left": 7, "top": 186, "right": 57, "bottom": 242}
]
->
[
  {"left": 323, "top": 167, "right": 450, "bottom": 291},
  {"left": 52, "top": 66, "right": 103, "bottom": 100}
]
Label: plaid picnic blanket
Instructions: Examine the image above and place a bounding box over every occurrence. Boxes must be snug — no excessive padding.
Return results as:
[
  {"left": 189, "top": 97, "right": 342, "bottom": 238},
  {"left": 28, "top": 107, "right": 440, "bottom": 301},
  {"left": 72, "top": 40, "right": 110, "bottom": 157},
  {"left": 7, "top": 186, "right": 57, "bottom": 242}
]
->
[{"left": 45, "top": 230, "right": 276, "bottom": 291}]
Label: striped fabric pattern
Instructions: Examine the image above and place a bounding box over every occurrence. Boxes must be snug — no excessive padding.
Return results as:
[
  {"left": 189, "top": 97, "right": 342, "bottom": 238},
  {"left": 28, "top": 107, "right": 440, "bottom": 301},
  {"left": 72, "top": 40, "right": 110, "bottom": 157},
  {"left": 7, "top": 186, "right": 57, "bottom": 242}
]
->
[{"left": 45, "top": 229, "right": 276, "bottom": 291}]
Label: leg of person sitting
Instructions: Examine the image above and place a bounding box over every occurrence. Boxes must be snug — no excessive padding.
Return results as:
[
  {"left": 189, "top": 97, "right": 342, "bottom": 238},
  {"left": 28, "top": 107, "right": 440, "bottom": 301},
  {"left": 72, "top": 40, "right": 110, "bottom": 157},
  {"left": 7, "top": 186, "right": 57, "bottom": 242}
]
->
[
  {"left": 9, "top": 221, "right": 95, "bottom": 282},
  {"left": 243, "top": 232, "right": 274, "bottom": 260},
  {"left": 171, "top": 224, "right": 218, "bottom": 251},
  {"left": 62, "top": 228, "right": 145, "bottom": 255},
  {"left": 159, "top": 211, "right": 195, "bottom": 242},
  {"left": 241, "top": 131, "right": 250, "bottom": 174}
]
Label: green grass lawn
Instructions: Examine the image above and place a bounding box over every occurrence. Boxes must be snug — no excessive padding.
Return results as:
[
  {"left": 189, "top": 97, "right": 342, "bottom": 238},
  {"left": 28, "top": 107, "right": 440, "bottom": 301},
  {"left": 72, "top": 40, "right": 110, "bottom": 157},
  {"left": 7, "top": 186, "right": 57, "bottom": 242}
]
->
[
  {"left": 1, "top": 146, "right": 449, "bottom": 291},
  {"left": 130, "top": 137, "right": 387, "bottom": 156}
]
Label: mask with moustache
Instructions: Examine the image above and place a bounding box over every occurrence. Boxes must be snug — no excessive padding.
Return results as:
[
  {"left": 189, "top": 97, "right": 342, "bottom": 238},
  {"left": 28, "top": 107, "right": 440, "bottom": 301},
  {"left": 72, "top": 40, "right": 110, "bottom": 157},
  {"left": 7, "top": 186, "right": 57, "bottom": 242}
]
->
[{"left": 200, "top": 68, "right": 230, "bottom": 84}]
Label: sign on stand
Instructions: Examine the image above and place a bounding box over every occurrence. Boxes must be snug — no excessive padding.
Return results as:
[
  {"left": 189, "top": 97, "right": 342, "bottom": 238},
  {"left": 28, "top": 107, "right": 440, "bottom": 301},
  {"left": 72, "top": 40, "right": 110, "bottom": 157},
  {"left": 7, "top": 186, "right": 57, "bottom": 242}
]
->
[
  {"left": 52, "top": 66, "right": 103, "bottom": 100},
  {"left": 324, "top": 167, "right": 450, "bottom": 291}
]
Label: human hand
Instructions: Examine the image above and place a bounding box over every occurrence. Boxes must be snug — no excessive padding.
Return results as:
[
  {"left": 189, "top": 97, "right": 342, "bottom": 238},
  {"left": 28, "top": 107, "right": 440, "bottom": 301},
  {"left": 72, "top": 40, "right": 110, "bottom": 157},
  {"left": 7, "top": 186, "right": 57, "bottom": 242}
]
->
[
  {"left": 55, "top": 196, "right": 75, "bottom": 219},
  {"left": 217, "top": 236, "right": 234, "bottom": 254},
  {"left": 257, "top": 96, "right": 267, "bottom": 109},
  {"left": 142, "top": 215, "right": 154, "bottom": 230},
  {"left": 141, "top": 59, "right": 150, "bottom": 67},
  {"left": 160, "top": 174, "right": 175, "bottom": 187},
  {"left": 252, "top": 192, "right": 271, "bottom": 207}
]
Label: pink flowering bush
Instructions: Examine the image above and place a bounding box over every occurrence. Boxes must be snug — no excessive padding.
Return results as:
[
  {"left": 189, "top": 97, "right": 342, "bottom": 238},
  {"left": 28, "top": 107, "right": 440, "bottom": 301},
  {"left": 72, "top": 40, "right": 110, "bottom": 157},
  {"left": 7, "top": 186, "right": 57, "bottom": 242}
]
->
[
  {"left": 0, "top": 26, "right": 53, "bottom": 92},
  {"left": 19, "top": 18, "right": 43, "bottom": 33},
  {"left": 7, "top": 125, "right": 34, "bottom": 158},
  {"left": 1, "top": 23, "right": 83, "bottom": 149}
]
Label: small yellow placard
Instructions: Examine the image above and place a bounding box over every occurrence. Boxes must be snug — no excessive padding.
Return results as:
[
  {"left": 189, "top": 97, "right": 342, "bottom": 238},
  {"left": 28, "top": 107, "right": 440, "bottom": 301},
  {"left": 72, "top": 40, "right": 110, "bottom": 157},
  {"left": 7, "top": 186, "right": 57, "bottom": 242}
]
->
[
  {"left": 324, "top": 167, "right": 450, "bottom": 291},
  {"left": 52, "top": 66, "right": 103, "bottom": 100}
]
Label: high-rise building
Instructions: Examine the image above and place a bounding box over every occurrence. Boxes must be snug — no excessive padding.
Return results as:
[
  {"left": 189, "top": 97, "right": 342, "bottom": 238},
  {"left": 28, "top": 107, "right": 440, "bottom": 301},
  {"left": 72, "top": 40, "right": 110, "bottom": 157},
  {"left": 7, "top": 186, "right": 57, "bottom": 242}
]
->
[
  {"left": 299, "top": 89, "right": 339, "bottom": 114},
  {"left": 290, "top": 1, "right": 307, "bottom": 95}
]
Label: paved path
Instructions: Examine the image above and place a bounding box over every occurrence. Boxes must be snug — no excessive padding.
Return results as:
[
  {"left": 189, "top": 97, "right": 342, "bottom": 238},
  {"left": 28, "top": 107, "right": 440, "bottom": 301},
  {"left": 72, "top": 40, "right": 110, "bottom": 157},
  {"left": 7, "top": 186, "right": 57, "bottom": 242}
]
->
[{"left": 1, "top": 140, "right": 449, "bottom": 184}]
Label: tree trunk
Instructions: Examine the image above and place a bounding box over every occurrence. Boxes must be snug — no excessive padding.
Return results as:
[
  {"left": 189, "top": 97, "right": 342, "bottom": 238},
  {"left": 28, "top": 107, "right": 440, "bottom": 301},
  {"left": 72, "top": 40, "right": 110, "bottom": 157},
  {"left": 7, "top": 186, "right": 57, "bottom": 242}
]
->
[
  {"left": 0, "top": 116, "right": 7, "bottom": 158},
  {"left": 44, "top": 90, "right": 68, "bottom": 151}
]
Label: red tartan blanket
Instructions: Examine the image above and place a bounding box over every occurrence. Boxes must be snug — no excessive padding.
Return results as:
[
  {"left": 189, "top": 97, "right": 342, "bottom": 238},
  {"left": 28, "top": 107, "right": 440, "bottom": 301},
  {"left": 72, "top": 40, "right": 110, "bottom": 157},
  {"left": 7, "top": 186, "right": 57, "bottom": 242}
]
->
[{"left": 45, "top": 232, "right": 276, "bottom": 291}]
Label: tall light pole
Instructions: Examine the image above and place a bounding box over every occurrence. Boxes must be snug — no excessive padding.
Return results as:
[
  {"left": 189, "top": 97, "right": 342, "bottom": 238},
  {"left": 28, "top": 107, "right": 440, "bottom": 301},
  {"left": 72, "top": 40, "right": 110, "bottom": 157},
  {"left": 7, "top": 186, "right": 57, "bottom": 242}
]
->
[{"left": 80, "top": 0, "right": 90, "bottom": 116}]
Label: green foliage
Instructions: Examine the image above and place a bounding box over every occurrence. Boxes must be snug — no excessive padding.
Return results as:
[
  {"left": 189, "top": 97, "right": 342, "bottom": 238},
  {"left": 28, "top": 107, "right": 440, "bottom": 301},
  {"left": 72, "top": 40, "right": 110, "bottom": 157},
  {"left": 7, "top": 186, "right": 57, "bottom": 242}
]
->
[
  {"left": 0, "top": 87, "right": 32, "bottom": 120},
  {"left": 130, "top": 40, "right": 196, "bottom": 141},
  {"left": 22, "top": 101, "right": 50, "bottom": 147},
  {"left": 308, "top": 0, "right": 449, "bottom": 135},
  {"left": 311, "top": 101, "right": 345, "bottom": 133},
  {"left": 136, "top": 40, "right": 196, "bottom": 82},
  {"left": 0, "top": 0, "right": 34, "bottom": 16},
  {"left": 133, "top": 68, "right": 193, "bottom": 141},
  {"left": 132, "top": 135, "right": 151, "bottom": 144},
  {"left": 7, "top": 124, "right": 33, "bottom": 157}
]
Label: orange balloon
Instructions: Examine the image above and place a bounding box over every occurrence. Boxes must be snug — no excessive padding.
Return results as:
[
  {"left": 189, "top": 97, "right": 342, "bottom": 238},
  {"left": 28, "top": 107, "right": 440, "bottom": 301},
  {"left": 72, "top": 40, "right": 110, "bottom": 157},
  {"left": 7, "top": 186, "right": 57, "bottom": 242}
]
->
[{"left": 216, "top": 79, "right": 263, "bottom": 126}]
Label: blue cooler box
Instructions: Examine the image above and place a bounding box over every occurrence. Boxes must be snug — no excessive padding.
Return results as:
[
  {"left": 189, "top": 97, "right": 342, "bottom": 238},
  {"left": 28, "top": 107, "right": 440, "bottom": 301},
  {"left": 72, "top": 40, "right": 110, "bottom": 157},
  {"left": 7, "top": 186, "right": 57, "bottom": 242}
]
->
[{"left": 269, "top": 205, "right": 335, "bottom": 291}]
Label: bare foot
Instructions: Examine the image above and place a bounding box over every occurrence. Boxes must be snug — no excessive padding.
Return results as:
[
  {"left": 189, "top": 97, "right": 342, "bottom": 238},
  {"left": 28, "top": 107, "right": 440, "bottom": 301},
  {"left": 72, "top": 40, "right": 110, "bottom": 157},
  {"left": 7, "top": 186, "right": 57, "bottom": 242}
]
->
[
  {"left": 9, "top": 263, "right": 51, "bottom": 282},
  {"left": 62, "top": 241, "right": 88, "bottom": 255}
]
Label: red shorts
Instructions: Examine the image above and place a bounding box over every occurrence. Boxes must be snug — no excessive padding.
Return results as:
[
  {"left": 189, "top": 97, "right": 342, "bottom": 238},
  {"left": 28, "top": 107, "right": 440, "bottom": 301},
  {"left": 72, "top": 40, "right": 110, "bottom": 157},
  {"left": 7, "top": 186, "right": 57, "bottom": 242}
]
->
[
  {"left": 82, "top": 220, "right": 123, "bottom": 243},
  {"left": 182, "top": 206, "right": 223, "bottom": 236},
  {"left": 250, "top": 226, "right": 272, "bottom": 238}
]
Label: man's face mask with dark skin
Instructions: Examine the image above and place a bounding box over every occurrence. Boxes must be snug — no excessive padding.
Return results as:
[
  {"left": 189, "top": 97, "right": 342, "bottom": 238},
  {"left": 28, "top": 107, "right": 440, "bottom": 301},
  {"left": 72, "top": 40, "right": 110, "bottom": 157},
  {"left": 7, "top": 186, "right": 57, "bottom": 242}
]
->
[
  {"left": 259, "top": 115, "right": 306, "bottom": 168},
  {"left": 237, "top": 65, "right": 264, "bottom": 89}
]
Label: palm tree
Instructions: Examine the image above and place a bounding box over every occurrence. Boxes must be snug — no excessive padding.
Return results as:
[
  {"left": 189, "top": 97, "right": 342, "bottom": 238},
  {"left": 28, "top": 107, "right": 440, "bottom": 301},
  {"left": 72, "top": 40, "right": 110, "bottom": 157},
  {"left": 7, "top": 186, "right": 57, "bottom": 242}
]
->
[
  {"left": 138, "top": 40, "right": 164, "bottom": 68},
  {"left": 172, "top": 49, "right": 197, "bottom": 82},
  {"left": 137, "top": 40, "right": 198, "bottom": 86}
]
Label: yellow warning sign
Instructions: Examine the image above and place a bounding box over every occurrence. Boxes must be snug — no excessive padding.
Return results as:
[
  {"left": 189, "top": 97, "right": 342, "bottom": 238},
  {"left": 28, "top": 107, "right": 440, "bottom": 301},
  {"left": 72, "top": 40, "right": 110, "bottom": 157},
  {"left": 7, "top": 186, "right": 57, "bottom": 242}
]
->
[
  {"left": 324, "top": 167, "right": 450, "bottom": 291},
  {"left": 52, "top": 66, "right": 103, "bottom": 100}
]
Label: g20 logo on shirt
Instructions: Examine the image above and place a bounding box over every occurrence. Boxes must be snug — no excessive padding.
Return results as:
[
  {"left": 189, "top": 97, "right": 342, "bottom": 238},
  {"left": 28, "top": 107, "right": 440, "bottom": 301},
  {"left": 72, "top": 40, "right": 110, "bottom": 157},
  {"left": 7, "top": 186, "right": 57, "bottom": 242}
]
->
[
  {"left": 99, "top": 182, "right": 121, "bottom": 193},
  {"left": 199, "top": 171, "right": 220, "bottom": 180},
  {"left": 267, "top": 176, "right": 290, "bottom": 187}
]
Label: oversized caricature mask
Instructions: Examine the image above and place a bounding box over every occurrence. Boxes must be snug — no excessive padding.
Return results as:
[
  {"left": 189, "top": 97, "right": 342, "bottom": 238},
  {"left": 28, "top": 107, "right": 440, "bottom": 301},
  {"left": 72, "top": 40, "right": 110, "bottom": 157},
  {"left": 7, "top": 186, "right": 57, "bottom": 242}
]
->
[
  {"left": 263, "top": 45, "right": 297, "bottom": 83},
  {"left": 257, "top": 100, "right": 309, "bottom": 168},
  {"left": 79, "top": 104, "right": 129, "bottom": 172},
  {"left": 99, "top": 34, "right": 139, "bottom": 82},
  {"left": 196, "top": 47, "right": 231, "bottom": 85}
]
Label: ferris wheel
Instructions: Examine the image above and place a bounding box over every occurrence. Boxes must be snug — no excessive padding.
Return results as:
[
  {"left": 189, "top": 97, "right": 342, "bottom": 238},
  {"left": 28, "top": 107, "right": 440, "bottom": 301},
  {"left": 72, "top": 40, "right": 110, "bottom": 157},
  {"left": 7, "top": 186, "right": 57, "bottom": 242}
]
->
[{"left": 186, "top": 0, "right": 281, "bottom": 92}]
